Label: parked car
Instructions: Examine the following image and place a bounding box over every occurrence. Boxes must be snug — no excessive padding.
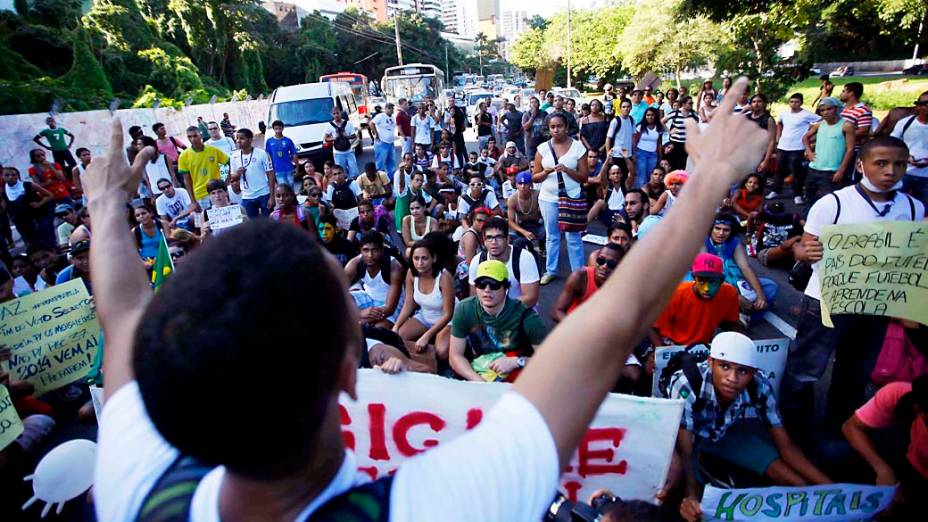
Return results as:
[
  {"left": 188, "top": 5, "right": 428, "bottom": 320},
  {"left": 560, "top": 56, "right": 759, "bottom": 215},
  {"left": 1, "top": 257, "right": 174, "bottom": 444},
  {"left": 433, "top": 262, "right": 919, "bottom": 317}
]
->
[
  {"left": 831, "top": 66, "right": 856, "bottom": 77},
  {"left": 903, "top": 63, "right": 928, "bottom": 76}
]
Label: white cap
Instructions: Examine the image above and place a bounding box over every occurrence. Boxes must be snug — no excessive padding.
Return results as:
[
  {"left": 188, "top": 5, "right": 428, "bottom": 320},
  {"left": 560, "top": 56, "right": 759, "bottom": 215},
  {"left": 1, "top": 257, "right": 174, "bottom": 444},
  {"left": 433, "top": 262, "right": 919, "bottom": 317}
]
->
[{"left": 709, "top": 332, "right": 757, "bottom": 368}]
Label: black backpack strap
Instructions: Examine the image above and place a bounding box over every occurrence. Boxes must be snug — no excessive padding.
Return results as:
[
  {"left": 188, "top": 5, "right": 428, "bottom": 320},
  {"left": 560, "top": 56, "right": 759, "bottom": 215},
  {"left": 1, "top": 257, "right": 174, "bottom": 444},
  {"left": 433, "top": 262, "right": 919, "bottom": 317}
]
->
[
  {"left": 680, "top": 348, "right": 706, "bottom": 414},
  {"left": 309, "top": 476, "right": 394, "bottom": 521},
  {"left": 516, "top": 306, "right": 536, "bottom": 357},
  {"left": 479, "top": 250, "right": 488, "bottom": 263},
  {"left": 905, "top": 193, "right": 916, "bottom": 220},
  {"left": 136, "top": 456, "right": 212, "bottom": 522},
  {"left": 831, "top": 191, "right": 841, "bottom": 224},
  {"left": 511, "top": 244, "right": 522, "bottom": 283},
  {"left": 900, "top": 115, "right": 916, "bottom": 139}
]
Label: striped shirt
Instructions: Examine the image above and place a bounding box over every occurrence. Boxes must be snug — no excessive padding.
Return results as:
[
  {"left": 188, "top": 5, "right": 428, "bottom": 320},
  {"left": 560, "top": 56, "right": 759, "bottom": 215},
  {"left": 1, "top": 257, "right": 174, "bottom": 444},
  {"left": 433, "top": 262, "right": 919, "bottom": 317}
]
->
[
  {"left": 840, "top": 102, "right": 873, "bottom": 150},
  {"left": 665, "top": 109, "right": 699, "bottom": 143}
]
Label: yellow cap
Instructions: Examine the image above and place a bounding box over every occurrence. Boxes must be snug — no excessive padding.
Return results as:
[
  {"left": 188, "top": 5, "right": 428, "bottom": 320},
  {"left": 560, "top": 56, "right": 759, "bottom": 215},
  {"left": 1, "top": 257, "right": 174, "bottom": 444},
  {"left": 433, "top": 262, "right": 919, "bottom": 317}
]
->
[{"left": 475, "top": 260, "right": 509, "bottom": 283}]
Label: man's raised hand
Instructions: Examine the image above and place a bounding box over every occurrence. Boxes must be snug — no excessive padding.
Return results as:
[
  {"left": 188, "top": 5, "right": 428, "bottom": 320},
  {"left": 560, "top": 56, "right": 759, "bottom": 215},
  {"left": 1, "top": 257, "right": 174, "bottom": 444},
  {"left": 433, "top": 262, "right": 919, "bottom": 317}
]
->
[{"left": 82, "top": 118, "right": 154, "bottom": 201}]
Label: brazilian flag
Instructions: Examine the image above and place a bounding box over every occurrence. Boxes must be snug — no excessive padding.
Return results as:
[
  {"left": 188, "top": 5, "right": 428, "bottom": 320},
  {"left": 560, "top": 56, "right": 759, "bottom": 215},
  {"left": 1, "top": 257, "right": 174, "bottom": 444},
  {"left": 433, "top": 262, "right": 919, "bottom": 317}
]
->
[{"left": 151, "top": 235, "right": 174, "bottom": 290}]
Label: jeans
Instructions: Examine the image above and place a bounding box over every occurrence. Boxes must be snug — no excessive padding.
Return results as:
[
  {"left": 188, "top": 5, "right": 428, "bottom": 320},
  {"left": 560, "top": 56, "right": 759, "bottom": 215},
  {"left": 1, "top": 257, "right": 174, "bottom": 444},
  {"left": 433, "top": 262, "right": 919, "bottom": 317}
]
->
[
  {"left": 478, "top": 134, "right": 491, "bottom": 152},
  {"left": 374, "top": 142, "right": 397, "bottom": 177},
  {"left": 771, "top": 149, "right": 807, "bottom": 195},
  {"left": 903, "top": 174, "right": 928, "bottom": 208},
  {"left": 402, "top": 137, "right": 413, "bottom": 156},
  {"left": 635, "top": 149, "right": 658, "bottom": 188},
  {"left": 804, "top": 168, "right": 841, "bottom": 211},
  {"left": 524, "top": 136, "right": 538, "bottom": 163},
  {"left": 780, "top": 297, "right": 889, "bottom": 444},
  {"left": 275, "top": 170, "right": 295, "bottom": 191},
  {"left": 334, "top": 151, "right": 359, "bottom": 180},
  {"left": 241, "top": 194, "right": 271, "bottom": 218},
  {"left": 540, "top": 199, "right": 584, "bottom": 276}
]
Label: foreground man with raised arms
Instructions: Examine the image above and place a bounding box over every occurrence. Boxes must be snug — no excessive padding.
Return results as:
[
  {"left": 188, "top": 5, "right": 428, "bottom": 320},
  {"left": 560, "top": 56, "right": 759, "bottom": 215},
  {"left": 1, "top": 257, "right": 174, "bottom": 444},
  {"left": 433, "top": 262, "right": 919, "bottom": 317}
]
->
[{"left": 88, "top": 78, "right": 766, "bottom": 521}]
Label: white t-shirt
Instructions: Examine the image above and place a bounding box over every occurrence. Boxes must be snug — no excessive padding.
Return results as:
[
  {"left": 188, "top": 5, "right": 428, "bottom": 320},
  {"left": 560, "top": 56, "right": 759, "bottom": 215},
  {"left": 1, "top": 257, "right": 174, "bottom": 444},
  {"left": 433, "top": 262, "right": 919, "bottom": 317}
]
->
[
  {"left": 325, "top": 121, "right": 357, "bottom": 154},
  {"left": 635, "top": 126, "right": 661, "bottom": 153},
  {"left": 501, "top": 180, "right": 516, "bottom": 200},
  {"left": 156, "top": 189, "right": 193, "bottom": 220},
  {"left": 538, "top": 138, "right": 587, "bottom": 202},
  {"left": 370, "top": 112, "right": 397, "bottom": 146},
  {"left": 804, "top": 185, "right": 924, "bottom": 300},
  {"left": 891, "top": 116, "right": 928, "bottom": 178},
  {"left": 230, "top": 148, "right": 273, "bottom": 200},
  {"left": 94, "top": 381, "right": 558, "bottom": 522},
  {"left": 412, "top": 115, "right": 436, "bottom": 144},
  {"left": 607, "top": 116, "right": 635, "bottom": 157},
  {"left": 457, "top": 190, "right": 500, "bottom": 217},
  {"left": 206, "top": 136, "right": 236, "bottom": 157},
  {"left": 431, "top": 153, "right": 461, "bottom": 171},
  {"left": 777, "top": 109, "right": 821, "bottom": 151},
  {"left": 468, "top": 246, "right": 540, "bottom": 301},
  {"left": 144, "top": 156, "right": 173, "bottom": 195}
]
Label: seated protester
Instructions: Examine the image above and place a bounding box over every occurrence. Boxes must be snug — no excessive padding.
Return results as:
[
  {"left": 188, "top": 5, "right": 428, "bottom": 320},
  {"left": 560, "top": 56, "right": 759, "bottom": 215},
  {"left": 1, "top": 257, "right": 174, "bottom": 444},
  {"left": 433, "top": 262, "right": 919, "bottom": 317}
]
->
[
  {"left": 643, "top": 166, "right": 666, "bottom": 204},
  {"left": 507, "top": 171, "right": 545, "bottom": 252},
  {"left": 842, "top": 374, "right": 927, "bottom": 516},
  {"left": 458, "top": 172, "right": 500, "bottom": 220},
  {"left": 701, "top": 212, "right": 775, "bottom": 315},
  {"left": 323, "top": 165, "right": 362, "bottom": 230},
  {"left": 357, "top": 161, "right": 393, "bottom": 207},
  {"left": 360, "top": 325, "right": 435, "bottom": 374},
  {"left": 200, "top": 179, "right": 247, "bottom": 240},
  {"left": 413, "top": 143, "right": 432, "bottom": 172},
  {"left": 270, "top": 184, "right": 312, "bottom": 233},
  {"left": 450, "top": 260, "right": 547, "bottom": 382},
  {"left": 54, "top": 238, "right": 92, "bottom": 294},
  {"left": 393, "top": 239, "right": 456, "bottom": 360},
  {"left": 434, "top": 161, "right": 466, "bottom": 194},
  {"left": 484, "top": 136, "right": 502, "bottom": 161},
  {"left": 3, "top": 165, "right": 56, "bottom": 248},
  {"left": 617, "top": 188, "right": 650, "bottom": 237},
  {"left": 650, "top": 169, "right": 687, "bottom": 216},
  {"left": 27, "top": 241, "right": 66, "bottom": 287},
  {"left": 10, "top": 253, "right": 47, "bottom": 296},
  {"left": 749, "top": 202, "right": 803, "bottom": 268},
  {"left": 462, "top": 151, "right": 489, "bottom": 181},
  {"left": 500, "top": 165, "right": 520, "bottom": 202},
  {"left": 669, "top": 332, "right": 832, "bottom": 522},
  {"left": 436, "top": 185, "right": 461, "bottom": 234},
  {"left": 431, "top": 141, "right": 461, "bottom": 172},
  {"left": 226, "top": 177, "right": 244, "bottom": 205},
  {"left": 401, "top": 196, "right": 438, "bottom": 252},
  {"left": 495, "top": 142, "right": 530, "bottom": 181},
  {"left": 478, "top": 146, "right": 498, "bottom": 183},
  {"left": 587, "top": 222, "right": 633, "bottom": 266},
  {"left": 457, "top": 206, "right": 490, "bottom": 268},
  {"left": 348, "top": 199, "right": 392, "bottom": 243},
  {"left": 154, "top": 179, "right": 196, "bottom": 232},
  {"left": 650, "top": 253, "right": 742, "bottom": 347},
  {"left": 301, "top": 184, "right": 330, "bottom": 231},
  {"left": 731, "top": 173, "right": 764, "bottom": 222},
  {"left": 69, "top": 206, "right": 91, "bottom": 244},
  {"left": 299, "top": 160, "right": 324, "bottom": 190},
  {"left": 55, "top": 203, "right": 80, "bottom": 248},
  {"left": 131, "top": 201, "right": 165, "bottom": 271},
  {"left": 170, "top": 228, "right": 200, "bottom": 257},
  {"left": 344, "top": 230, "right": 406, "bottom": 327},
  {"left": 405, "top": 170, "right": 437, "bottom": 216},
  {"left": 587, "top": 164, "right": 632, "bottom": 225},
  {"left": 468, "top": 217, "right": 541, "bottom": 309},
  {"left": 318, "top": 214, "right": 357, "bottom": 266}
]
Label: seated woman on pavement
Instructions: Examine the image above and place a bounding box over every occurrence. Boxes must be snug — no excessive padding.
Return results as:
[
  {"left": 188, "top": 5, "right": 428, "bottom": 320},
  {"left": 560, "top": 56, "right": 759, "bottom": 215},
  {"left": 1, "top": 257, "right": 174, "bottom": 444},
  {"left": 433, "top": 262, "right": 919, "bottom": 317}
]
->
[
  {"left": 506, "top": 171, "right": 545, "bottom": 254},
  {"left": 449, "top": 260, "right": 547, "bottom": 382},
  {"left": 587, "top": 164, "right": 634, "bottom": 226},
  {"left": 700, "top": 212, "right": 776, "bottom": 316},
  {"left": 401, "top": 196, "right": 438, "bottom": 255},
  {"left": 666, "top": 332, "right": 832, "bottom": 522},
  {"left": 348, "top": 198, "right": 392, "bottom": 243},
  {"left": 456, "top": 206, "right": 490, "bottom": 268},
  {"left": 393, "top": 238, "right": 456, "bottom": 361},
  {"left": 270, "top": 184, "right": 312, "bottom": 234},
  {"left": 651, "top": 169, "right": 687, "bottom": 216}
]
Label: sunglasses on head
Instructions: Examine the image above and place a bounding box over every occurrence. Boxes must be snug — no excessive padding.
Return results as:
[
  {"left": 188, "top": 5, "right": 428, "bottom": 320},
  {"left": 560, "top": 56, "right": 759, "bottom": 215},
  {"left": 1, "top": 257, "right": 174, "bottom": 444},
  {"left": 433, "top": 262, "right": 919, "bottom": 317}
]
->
[
  {"left": 475, "top": 278, "right": 505, "bottom": 291},
  {"left": 596, "top": 257, "right": 618, "bottom": 269}
]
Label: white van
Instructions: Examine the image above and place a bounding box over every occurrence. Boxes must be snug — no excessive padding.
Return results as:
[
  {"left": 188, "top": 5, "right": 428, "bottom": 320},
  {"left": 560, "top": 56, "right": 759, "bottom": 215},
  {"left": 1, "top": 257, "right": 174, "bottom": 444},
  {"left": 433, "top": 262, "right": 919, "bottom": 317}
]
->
[{"left": 266, "top": 81, "right": 363, "bottom": 166}]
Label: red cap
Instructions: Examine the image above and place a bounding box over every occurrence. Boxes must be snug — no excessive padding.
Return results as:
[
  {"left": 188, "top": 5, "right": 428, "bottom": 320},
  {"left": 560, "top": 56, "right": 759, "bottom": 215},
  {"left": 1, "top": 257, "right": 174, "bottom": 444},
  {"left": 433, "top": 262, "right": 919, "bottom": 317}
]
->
[{"left": 692, "top": 253, "right": 723, "bottom": 278}]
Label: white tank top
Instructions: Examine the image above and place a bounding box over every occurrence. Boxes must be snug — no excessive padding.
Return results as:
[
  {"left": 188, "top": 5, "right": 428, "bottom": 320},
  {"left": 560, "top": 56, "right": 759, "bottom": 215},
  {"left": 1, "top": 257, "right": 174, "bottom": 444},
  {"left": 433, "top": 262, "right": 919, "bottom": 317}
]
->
[
  {"left": 361, "top": 264, "right": 392, "bottom": 303},
  {"left": 660, "top": 191, "right": 677, "bottom": 216},
  {"left": 414, "top": 271, "right": 445, "bottom": 324},
  {"left": 410, "top": 216, "right": 435, "bottom": 241}
]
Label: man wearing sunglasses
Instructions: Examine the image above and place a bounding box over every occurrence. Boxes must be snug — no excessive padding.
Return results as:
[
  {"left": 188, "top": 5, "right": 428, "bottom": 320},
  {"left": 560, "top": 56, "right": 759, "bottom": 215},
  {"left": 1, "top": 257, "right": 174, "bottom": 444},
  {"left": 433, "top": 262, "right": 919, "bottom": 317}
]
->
[
  {"left": 890, "top": 90, "right": 928, "bottom": 206},
  {"left": 450, "top": 260, "right": 547, "bottom": 382},
  {"left": 467, "top": 217, "right": 540, "bottom": 309},
  {"left": 552, "top": 243, "right": 624, "bottom": 323}
]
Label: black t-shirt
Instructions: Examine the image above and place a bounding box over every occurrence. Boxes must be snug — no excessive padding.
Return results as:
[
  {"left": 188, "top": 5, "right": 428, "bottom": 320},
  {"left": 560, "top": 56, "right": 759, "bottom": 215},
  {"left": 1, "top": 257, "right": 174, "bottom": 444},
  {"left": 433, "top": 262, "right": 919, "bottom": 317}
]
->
[
  {"left": 475, "top": 112, "right": 493, "bottom": 136},
  {"left": 452, "top": 107, "right": 467, "bottom": 136},
  {"left": 756, "top": 212, "right": 803, "bottom": 250},
  {"left": 349, "top": 215, "right": 391, "bottom": 238},
  {"left": 331, "top": 182, "right": 359, "bottom": 210},
  {"left": 502, "top": 109, "right": 523, "bottom": 137},
  {"left": 324, "top": 236, "right": 359, "bottom": 266}
]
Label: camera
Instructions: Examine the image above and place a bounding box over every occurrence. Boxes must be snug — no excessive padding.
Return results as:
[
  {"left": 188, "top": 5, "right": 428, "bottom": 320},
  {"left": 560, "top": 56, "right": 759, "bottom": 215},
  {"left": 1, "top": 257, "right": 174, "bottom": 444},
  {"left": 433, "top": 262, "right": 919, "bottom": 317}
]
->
[{"left": 543, "top": 491, "right": 620, "bottom": 522}]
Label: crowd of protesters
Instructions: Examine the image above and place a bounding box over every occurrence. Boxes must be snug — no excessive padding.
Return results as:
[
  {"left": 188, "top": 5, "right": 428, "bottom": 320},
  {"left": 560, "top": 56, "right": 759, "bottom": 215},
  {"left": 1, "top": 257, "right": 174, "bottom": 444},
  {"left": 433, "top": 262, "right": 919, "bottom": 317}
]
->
[{"left": 0, "top": 76, "right": 926, "bottom": 521}]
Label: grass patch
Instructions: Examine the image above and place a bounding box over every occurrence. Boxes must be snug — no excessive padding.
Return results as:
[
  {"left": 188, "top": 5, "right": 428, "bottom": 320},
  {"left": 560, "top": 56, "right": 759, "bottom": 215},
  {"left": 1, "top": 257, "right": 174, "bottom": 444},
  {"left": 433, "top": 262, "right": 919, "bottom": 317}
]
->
[{"left": 773, "top": 75, "right": 928, "bottom": 120}]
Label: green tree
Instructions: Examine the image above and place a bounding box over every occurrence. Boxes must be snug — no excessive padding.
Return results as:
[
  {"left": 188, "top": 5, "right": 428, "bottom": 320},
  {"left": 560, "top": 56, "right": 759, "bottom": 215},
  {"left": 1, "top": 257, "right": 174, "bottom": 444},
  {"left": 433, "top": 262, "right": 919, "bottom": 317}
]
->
[
  {"left": 510, "top": 27, "right": 549, "bottom": 73},
  {"left": 60, "top": 25, "right": 113, "bottom": 99}
]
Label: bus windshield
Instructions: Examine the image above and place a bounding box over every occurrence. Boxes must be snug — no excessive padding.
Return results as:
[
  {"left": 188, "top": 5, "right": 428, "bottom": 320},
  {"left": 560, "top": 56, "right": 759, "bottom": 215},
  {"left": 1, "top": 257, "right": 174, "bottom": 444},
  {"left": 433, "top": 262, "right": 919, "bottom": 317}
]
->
[
  {"left": 383, "top": 76, "right": 437, "bottom": 103},
  {"left": 269, "top": 98, "right": 334, "bottom": 127}
]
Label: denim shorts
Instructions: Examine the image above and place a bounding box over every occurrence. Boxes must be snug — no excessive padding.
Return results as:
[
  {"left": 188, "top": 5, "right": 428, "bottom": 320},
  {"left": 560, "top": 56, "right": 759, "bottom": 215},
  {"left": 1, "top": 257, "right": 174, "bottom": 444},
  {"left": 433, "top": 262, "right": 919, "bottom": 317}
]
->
[{"left": 697, "top": 421, "right": 779, "bottom": 477}]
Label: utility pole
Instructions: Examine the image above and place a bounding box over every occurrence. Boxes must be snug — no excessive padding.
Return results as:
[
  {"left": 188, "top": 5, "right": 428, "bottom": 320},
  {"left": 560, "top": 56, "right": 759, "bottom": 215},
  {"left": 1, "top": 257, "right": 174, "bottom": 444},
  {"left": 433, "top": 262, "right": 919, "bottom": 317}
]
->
[
  {"left": 394, "top": 15, "right": 404, "bottom": 66},
  {"left": 445, "top": 43, "right": 450, "bottom": 79},
  {"left": 913, "top": 7, "right": 925, "bottom": 61},
  {"left": 566, "top": 0, "right": 572, "bottom": 89}
]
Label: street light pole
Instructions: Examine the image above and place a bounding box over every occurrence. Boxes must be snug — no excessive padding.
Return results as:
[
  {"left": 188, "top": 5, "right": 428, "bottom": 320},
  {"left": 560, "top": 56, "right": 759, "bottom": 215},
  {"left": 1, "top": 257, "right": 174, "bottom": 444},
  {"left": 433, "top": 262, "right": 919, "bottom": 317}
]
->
[
  {"left": 394, "top": 15, "right": 404, "bottom": 66},
  {"left": 566, "top": 0, "right": 572, "bottom": 89}
]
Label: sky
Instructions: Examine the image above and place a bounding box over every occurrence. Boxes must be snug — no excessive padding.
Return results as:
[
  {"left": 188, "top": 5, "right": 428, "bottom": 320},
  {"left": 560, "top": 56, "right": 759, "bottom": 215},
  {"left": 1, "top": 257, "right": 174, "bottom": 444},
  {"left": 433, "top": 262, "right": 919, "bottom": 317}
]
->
[{"left": 500, "top": 0, "right": 616, "bottom": 18}]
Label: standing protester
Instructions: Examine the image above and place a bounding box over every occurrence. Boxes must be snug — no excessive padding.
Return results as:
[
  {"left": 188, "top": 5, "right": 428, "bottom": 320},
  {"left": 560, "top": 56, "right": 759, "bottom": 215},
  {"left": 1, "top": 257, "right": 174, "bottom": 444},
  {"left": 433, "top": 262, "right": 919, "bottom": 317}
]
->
[
  {"left": 663, "top": 96, "right": 699, "bottom": 170},
  {"left": 785, "top": 136, "right": 925, "bottom": 447},
  {"left": 72, "top": 147, "right": 92, "bottom": 205},
  {"left": 152, "top": 122, "right": 186, "bottom": 169},
  {"left": 579, "top": 99, "right": 609, "bottom": 159},
  {"left": 629, "top": 89, "right": 649, "bottom": 125},
  {"left": 396, "top": 98, "right": 413, "bottom": 156},
  {"left": 220, "top": 113, "right": 236, "bottom": 137},
  {"left": 545, "top": 95, "right": 579, "bottom": 139},
  {"left": 137, "top": 136, "right": 178, "bottom": 201},
  {"left": 196, "top": 117, "right": 210, "bottom": 141},
  {"left": 522, "top": 96, "right": 547, "bottom": 162},
  {"left": 839, "top": 82, "right": 873, "bottom": 181},
  {"left": 325, "top": 107, "right": 359, "bottom": 180},
  {"left": 891, "top": 90, "right": 928, "bottom": 206},
  {"left": 633, "top": 108, "right": 664, "bottom": 188},
  {"left": 370, "top": 102, "right": 398, "bottom": 176},
  {"left": 606, "top": 99, "right": 636, "bottom": 182},
  {"left": 412, "top": 103, "right": 436, "bottom": 152},
  {"left": 500, "top": 103, "right": 525, "bottom": 155},
  {"left": 448, "top": 97, "right": 468, "bottom": 167},
  {"left": 475, "top": 102, "right": 495, "bottom": 151},
  {"left": 264, "top": 120, "right": 299, "bottom": 191},
  {"left": 1, "top": 166, "right": 55, "bottom": 247},
  {"left": 230, "top": 128, "right": 275, "bottom": 218},
  {"left": 769, "top": 93, "right": 821, "bottom": 204},
  {"left": 28, "top": 148, "right": 71, "bottom": 204},
  {"left": 745, "top": 94, "right": 777, "bottom": 176},
  {"left": 206, "top": 121, "right": 237, "bottom": 180},
  {"left": 811, "top": 74, "right": 835, "bottom": 108},
  {"left": 33, "top": 116, "right": 77, "bottom": 174},
  {"left": 177, "top": 126, "right": 229, "bottom": 212},
  {"left": 801, "top": 97, "right": 856, "bottom": 207}
]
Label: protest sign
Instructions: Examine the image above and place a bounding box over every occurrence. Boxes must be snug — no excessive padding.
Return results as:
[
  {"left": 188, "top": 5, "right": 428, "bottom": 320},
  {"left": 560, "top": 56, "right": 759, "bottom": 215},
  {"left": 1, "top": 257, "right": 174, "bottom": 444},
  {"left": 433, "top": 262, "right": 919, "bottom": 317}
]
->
[
  {"left": 819, "top": 221, "right": 928, "bottom": 327},
  {"left": 582, "top": 234, "right": 609, "bottom": 246},
  {"left": 0, "top": 384, "right": 24, "bottom": 451},
  {"left": 340, "top": 370, "right": 682, "bottom": 503},
  {"left": 206, "top": 204, "right": 244, "bottom": 230},
  {"left": 702, "top": 483, "right": 896, "bottom": 521},
  {"left": 0, "top": 280, "right": 100, "bottom": 395},
  {"left": 651, "top": 338, "right": 789, "bottom": 398}
]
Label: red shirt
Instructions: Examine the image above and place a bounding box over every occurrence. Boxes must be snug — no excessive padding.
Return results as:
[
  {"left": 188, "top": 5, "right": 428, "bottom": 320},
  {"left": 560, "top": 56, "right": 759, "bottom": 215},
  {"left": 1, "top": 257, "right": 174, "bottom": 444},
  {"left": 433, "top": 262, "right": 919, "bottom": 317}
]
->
[
  {"left": 840, "top": 102, "right": 873, "bottom": 150},
  {"left": 567, "top": 267, "right": 599, "bottom": 314},
  {"left": 29, "top": 163, "right": 70, "bottom": 200},
  {"left": 653, "top": 281, "right": 740, "bottom": 345},
  {"left": 395, "top": 110, "right": 412, "bottom": 137},
  {"left": 733, "top": 189, "right": 763, "bottom": 214},
  {"left": 856, "top": 382, "right": 928, "bottom": 479}
]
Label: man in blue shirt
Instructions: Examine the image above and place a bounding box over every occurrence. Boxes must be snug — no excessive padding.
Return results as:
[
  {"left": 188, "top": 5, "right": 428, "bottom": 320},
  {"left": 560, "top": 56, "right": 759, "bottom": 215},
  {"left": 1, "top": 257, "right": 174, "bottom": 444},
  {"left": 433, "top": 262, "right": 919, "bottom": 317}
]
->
[
  {"left": 55, "top": 239, "right": 93, "bottom": 294},
  {"left": 629, "top": 89, "right": 649, "bottom": 125},
  {"left": 264, "top": 120, "right": 299, "bottom": 191}
]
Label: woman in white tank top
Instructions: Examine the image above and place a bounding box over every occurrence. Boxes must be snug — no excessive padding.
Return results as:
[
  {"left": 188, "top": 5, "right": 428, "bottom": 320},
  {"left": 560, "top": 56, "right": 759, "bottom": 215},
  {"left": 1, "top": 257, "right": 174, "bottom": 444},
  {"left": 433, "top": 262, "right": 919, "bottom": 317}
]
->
[
  {"left": 393, "top": 239, "right": 457, "bottom": 360},
  {"left": 401, "top": 196, "right": 436, "bottom": 257}
]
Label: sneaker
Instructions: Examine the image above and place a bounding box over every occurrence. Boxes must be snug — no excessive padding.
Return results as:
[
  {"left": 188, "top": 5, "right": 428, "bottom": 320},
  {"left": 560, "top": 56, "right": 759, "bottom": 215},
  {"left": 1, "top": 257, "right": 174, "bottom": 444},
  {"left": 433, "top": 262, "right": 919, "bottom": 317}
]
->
[
  {"left": 793, "top": 195, "right": 806, "bottom": 205},
  {"left": 540, "top": 274, "right": 556, "bottom": 285},
  {"left": 739, "top": 313, "right": 751, "bottom": 329},
  {"left": 765, "top": 191, "right": 780, "bottom": 200}
]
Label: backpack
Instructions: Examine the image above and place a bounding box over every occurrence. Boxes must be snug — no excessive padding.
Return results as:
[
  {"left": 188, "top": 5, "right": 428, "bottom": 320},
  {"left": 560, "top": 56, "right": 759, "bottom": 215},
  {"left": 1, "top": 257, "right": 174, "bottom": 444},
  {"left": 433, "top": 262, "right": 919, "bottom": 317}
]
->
[
  {"left": 135, "top": 455, "right": 394, "bottom": 522},
  {"left": 477, "top": 243, "right": 539, "bottom": 284},
  {"left": 461, "top": 188, "right": 490, "bottom": 210},
  {"left": 331, "top": 121, "right": 352, "bottom": 152}
]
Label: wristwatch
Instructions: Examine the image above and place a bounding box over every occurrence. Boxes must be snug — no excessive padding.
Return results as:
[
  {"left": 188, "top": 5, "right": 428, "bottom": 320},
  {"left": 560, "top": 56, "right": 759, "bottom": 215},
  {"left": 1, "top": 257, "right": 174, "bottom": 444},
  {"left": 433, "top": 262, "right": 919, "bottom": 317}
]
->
[{"left": 517, "top": 356, "right": 526, "bottom": 368}]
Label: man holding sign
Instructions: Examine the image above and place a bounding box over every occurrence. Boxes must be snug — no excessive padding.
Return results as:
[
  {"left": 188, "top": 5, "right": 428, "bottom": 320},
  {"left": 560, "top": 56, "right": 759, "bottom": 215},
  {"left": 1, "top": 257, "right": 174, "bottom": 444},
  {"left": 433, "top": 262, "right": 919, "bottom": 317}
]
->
[{"left": 785, "top": 136, "right": 925, "bottom": 442}]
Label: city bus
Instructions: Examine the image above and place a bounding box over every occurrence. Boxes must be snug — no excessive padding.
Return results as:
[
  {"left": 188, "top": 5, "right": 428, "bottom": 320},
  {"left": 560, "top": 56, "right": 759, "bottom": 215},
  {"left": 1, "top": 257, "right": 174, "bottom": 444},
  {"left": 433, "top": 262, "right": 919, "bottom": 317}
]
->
[
  {"left": 320, "top": 72, "right": 370, "bottom": 123},
  {"left": 381, "top": 63, "right": 446, "bottom": 106}
]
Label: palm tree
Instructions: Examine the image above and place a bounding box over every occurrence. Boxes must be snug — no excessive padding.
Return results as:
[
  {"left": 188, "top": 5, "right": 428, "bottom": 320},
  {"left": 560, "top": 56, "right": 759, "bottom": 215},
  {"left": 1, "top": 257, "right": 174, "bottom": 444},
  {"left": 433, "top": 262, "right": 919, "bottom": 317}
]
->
[{"left": 474, "top": 32, "right": 488, "bottom": 76}]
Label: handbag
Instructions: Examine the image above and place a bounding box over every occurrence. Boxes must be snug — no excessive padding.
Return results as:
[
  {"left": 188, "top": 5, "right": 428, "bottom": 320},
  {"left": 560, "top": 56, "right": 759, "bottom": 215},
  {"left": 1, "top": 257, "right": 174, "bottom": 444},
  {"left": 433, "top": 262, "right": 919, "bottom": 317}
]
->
[
  {"left": 871, "top": 321, "right": 927, "bottom": 385},
  {"left": 548, "top": 141, "right": 587, "bottom": 232}
]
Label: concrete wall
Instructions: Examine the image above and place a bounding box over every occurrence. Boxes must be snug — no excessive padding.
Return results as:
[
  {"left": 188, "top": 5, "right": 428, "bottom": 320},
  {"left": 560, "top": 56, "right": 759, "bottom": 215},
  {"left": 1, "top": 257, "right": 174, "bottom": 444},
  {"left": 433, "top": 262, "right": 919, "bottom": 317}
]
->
[
  {"left": 814, "top": 59, "right": 924, "bottom": 73},
  {"left": 0, "top": 100, "right": 270, "bottom": 175}
]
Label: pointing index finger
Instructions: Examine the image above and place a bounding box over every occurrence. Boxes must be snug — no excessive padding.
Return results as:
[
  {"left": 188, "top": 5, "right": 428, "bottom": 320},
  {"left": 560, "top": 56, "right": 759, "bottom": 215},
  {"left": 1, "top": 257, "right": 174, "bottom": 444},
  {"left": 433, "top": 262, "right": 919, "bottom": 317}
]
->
[
  {"left": 108, "top": 117, "right": 125, "bottom": 162},
  {"left": 715, "top": 77, "right": 750, "bottom": 121}
]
